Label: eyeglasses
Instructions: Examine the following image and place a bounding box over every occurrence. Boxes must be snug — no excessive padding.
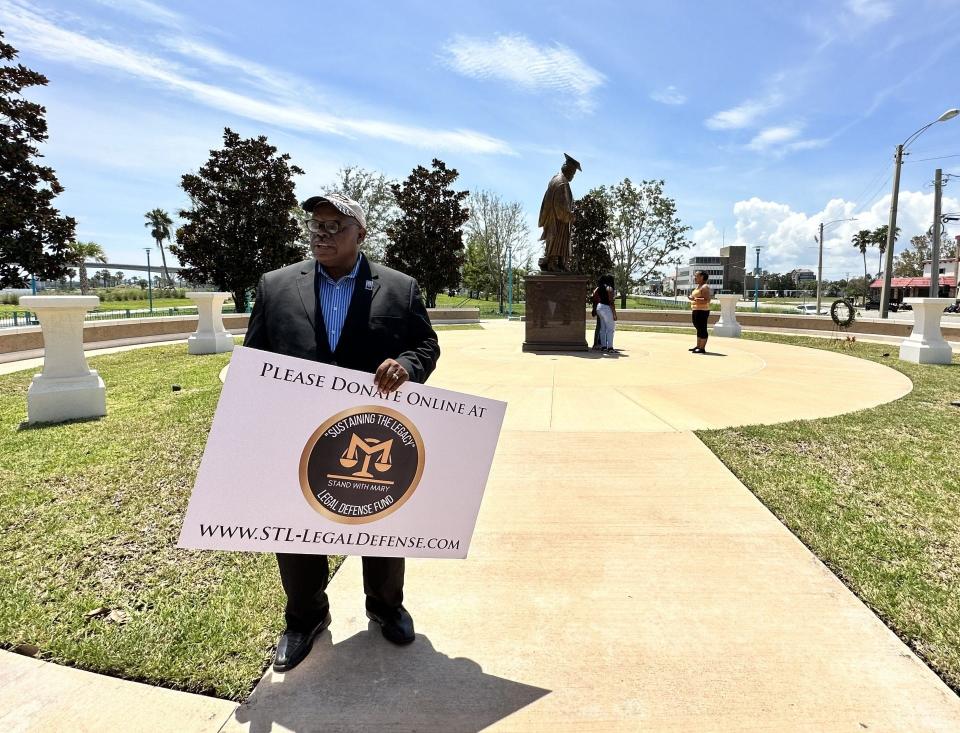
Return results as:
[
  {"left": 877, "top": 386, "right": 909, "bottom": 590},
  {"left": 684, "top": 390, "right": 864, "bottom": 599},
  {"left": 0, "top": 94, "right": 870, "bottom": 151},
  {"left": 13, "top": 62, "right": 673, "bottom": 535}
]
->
[{"left": 306, "top": 218, "right": 355, "bottom": 236}]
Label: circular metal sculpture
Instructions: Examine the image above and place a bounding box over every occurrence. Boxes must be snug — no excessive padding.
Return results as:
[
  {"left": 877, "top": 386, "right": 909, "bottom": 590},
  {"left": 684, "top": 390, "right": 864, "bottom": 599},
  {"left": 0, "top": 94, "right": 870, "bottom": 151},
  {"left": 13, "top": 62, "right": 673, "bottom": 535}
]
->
[{"left": 830, "top": 299, "right": 856, "bottom": 328}]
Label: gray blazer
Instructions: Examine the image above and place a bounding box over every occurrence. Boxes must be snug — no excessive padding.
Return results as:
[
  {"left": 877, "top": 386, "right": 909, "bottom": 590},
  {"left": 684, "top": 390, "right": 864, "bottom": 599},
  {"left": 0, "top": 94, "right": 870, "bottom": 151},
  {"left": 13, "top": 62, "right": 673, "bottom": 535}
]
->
[{"left": 244, "top": 256, "right": 440, "bottom": 384}]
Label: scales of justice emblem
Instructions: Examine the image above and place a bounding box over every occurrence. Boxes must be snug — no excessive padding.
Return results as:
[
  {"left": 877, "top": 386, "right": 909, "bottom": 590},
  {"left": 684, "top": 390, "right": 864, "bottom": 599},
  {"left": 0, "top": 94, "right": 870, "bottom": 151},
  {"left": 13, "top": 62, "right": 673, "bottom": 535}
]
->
[
  {"left": 331, "top": 434, "right": 395, "bottom": 483},
  {"left": 299, "top": 406, "right": 425, "bottom": 524}
]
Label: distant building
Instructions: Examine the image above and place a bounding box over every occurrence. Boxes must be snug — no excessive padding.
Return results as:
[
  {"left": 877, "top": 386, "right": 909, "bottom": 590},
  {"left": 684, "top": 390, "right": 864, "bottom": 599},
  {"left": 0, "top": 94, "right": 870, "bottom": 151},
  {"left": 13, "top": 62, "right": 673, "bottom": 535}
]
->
[
  {"left": 720, "top": 246, "right": 747, "bottom": 293},
  {"left": 676, "top": 245, "right": 746, "bottom": 293},
  {"left": 869, "top": 245, "right": 960, "bottom": 299},
  {"left": 789, "top": 268, "right": 816, "bottom": 285}
]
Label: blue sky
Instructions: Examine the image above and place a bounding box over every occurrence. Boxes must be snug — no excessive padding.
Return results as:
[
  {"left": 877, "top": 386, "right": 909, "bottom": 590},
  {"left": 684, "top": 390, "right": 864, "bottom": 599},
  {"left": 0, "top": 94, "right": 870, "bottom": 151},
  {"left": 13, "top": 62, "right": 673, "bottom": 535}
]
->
[{"left": 2, "top": 0, "right": 959, "bottom": 281}]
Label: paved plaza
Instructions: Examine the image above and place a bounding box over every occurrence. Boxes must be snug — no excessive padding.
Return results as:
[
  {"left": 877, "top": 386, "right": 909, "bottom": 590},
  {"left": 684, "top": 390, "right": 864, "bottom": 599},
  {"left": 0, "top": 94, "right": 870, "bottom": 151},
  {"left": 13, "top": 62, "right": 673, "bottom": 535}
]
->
[{"left": 4, "top": 322, "right": 960, "bottom": 731}]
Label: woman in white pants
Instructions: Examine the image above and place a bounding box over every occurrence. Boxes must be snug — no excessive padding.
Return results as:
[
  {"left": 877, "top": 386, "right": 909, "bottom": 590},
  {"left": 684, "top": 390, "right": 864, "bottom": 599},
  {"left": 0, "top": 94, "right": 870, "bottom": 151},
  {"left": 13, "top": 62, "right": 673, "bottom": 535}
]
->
[{"left": 595, "top": 274, "right": 617, "bottom": 351}]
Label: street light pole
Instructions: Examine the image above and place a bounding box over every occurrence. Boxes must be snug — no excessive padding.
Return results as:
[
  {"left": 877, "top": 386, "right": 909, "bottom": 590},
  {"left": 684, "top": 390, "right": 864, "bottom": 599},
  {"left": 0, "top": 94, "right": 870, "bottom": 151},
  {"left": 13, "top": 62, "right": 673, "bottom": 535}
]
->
[
  {"left": 506, "top": 243, "right": 513, "bottom": 319},
  {"left": 817, "top": 221, "right": 824, "bottom": 313},
  {"left": 145, "top": 248, "right": 153, "bottom": 313},
  {"left": 816, "top": 217, "right": 857, "bottom": 314},
  {"left": 880, "top": 108, "right": 959, "bottom": 318},
  {"left": 754, "top": 247, "right": 761, "bottom": 312}
]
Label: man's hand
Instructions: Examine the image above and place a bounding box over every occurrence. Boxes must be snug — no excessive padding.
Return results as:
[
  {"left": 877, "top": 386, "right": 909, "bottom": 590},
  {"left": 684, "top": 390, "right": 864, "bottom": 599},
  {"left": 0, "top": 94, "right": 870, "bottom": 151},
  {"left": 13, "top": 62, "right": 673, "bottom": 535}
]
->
[{"left": 375, "top": 358, "right": 408, "bottom": 393}]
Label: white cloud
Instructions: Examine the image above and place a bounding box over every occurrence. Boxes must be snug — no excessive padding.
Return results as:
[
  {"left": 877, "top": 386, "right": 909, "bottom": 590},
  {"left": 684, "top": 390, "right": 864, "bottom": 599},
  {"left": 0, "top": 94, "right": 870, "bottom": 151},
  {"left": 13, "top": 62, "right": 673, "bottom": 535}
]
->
[
  {"left": 93, "top": 0, "right": 185, "bottom": 28},
  {"left": 787, "top": 138, "right": 829, "bottom": 152},
  {"left": 693, "top": 190, "right": 960, "bottom": 278},
  {"left": 746, "top": 125, "right": 802, "bottom": 151},
  {"left": 743, "top": 125, "right": 829, "bottom": 155},
  {"left": 845, "top": 0, "right": 894, "bottom": 24},
  {"left": 705, "top": 92, "right": 783, "bottom": 130},
  {"left": 160, "top": 37, "right": 306, "bottom": 100},
  {"left": 442, "top": 34, "right": 605, "bottom": 113},
  {"left": 650, "top": 86, "right": 687, "bottom": 105},
  {"left": 1, "top": 1, "right": 513, "bottom": 155}
]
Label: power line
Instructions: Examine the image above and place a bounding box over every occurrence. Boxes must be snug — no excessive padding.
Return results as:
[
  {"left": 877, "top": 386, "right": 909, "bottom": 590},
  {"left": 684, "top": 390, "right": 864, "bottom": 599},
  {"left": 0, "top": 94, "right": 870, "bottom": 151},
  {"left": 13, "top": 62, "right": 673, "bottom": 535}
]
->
[
  {"left": 848, "top": 160, "right": 893, "bottom": 214},
  {"left": 853, "top": 167, "right": 894, "bottom": 216},
  {"left": 905, "top": 153, "right": 960, "bottom": 163}
]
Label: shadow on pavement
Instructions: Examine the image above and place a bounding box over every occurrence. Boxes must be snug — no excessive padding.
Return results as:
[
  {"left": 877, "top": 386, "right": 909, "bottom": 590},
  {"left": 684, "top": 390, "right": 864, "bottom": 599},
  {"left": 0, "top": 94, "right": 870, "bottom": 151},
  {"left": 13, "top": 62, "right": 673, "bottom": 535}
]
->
[
  {"left": 231, "top": 624, "right": 549, "bottom": 733},
  {"left": 525, "top": 349, "right": 630, "bottom": 359}
]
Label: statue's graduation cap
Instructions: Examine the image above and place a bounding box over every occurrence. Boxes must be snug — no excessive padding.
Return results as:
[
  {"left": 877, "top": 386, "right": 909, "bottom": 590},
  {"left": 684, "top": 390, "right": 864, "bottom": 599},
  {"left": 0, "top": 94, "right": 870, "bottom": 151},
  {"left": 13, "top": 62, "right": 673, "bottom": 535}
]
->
[{"left": 563, "top": 153, "right": 582, "bottom": 171}]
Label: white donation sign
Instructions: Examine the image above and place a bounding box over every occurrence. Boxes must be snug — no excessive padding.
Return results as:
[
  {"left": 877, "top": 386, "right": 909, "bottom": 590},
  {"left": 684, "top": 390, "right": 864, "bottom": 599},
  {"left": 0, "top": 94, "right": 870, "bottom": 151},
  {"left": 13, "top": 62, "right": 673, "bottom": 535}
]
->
[{"left": 178, "top": 346, "right": 506, "bottom": 559}]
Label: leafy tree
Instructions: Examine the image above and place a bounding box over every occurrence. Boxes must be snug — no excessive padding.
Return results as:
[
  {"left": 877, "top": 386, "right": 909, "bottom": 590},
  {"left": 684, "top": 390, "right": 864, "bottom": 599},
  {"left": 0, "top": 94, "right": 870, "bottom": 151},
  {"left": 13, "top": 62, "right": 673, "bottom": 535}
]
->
[
  {"left": 571, "top": 189, "right": 613, "bottom": 290},
  {"left": 464, "top": 190, "right": 529, "bottom": 313},
  {"left": 598, "top": 179, "right": 691, "bottom": 308},
  {"left": 845, "top": 275, "right": 871, "bottom": 303},
  {"left": 760, "top": 272, "right": 785, "bottom": 296},
  {"left": 0, "top": 32, "right": 76, "bottom": 288},
  {"left": 144, "top": 208, "right": 174, "bottom": 286},
  {"left": 894, "top": 231, "right": 958, "bottom": 278},
  {"left": 325, "top": 166, "right": 397, "bottom": 262},
  {"left": 66, "top": 241, "right": 106, "bottom": 294},
  {"left": 894, "top": 235, "right": 930, "bottom": 277},
  {"left": 385, "top": 159, "right": 469, "bottom": 308},
  {"left": 851, "top": 229, "right": 873, "bottom": 300},
  {"left": 170, "top": 128, "right": 306, "bottom": 312},
  {"left": 462, "top": 236, "right": 495, "bottom": 298},
  {"left": 114, "top": 271, "right": 124, "bottom": 285}
]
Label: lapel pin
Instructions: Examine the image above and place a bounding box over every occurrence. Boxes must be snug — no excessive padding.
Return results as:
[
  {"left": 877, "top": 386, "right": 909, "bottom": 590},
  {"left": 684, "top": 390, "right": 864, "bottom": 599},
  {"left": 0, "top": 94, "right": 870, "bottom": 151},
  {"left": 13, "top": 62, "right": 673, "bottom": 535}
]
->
[{"left": 365, "top": 280, "right": 375, "bottom": 291}]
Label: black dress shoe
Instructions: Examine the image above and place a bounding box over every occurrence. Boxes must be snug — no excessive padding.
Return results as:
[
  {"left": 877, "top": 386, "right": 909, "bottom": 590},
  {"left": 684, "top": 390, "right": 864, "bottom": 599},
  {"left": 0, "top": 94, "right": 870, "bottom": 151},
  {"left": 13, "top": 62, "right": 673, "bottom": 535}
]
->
[
  {"left": 366, "top": 603, "right": 415, "bottom": 645},
  {"left": 273, "top": 612, "right": 331, "bottom": 672}
]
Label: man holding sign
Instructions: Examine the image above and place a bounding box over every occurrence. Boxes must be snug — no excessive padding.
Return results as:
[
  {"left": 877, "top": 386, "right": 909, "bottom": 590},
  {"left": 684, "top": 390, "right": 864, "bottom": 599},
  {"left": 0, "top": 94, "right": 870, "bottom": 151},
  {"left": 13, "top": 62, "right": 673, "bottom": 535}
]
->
[{"left": 244, "top": 192, "right": 440, "bottom": 671}]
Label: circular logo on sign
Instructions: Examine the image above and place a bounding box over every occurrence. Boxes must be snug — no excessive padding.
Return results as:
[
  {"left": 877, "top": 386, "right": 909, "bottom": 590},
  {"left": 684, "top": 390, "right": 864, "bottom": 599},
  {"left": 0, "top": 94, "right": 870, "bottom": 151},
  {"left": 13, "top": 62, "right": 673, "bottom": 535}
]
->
[{"left": 299, "top": 406, "right": 425, "bottom": 524}]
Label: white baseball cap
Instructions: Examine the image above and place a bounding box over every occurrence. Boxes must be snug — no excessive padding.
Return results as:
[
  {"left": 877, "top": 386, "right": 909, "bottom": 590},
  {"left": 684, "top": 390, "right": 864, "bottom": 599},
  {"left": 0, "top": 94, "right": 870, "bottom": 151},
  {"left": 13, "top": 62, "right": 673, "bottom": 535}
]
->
[{"left": 302, "top": 193, "right": 367, "bottom": 229}]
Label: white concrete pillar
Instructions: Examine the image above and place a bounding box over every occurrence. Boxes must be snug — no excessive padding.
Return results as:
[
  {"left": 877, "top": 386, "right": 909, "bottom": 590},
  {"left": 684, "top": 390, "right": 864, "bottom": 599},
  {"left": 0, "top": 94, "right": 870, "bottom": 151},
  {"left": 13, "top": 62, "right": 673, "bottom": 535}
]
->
[
  {"left": 20, "top": 296, "right": 106, "bottom": 424},
  {"left": 712, "top": 294, "right": 742, "bottom": 338},
  {"left": 899, "top": 297, "right": 954, "bottom": 364},
  {"left": 187, "top": 292, "right": 234, "bottom": 355}
]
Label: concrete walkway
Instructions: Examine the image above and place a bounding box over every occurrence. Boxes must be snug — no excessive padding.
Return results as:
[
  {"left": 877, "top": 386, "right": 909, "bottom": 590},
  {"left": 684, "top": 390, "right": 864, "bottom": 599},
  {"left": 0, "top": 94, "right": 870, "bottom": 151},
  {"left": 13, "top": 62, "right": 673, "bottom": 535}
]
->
[
  {"left": 5, "top": 322, "right": 959, "bottom": 731},
  {"left": 221, "top": 323, "right": 959, "bottom": 731}
]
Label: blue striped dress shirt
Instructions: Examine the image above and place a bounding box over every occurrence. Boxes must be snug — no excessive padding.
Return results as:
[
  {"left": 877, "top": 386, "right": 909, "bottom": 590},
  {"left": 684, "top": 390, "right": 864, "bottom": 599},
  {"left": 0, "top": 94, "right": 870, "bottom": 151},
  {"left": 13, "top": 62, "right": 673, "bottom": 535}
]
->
[{"left": 316, "top": 255, "right": 362, "bottom": 352}]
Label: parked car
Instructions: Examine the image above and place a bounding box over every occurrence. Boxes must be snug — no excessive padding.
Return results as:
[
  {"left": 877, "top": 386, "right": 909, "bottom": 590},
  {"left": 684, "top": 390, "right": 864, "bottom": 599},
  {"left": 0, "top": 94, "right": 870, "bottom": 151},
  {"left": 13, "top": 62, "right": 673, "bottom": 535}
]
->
[
  {"left": 794, "top": 304, "right": 827, "bottom": 315},
  {"left": 863, "top": 301, "right": 909, "bottom": 312}
]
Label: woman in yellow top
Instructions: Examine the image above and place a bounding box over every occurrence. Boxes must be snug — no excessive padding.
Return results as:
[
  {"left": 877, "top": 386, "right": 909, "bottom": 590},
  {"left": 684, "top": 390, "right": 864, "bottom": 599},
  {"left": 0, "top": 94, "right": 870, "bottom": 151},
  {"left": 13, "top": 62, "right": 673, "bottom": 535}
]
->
[{"left": 687, "top": 270, "right": 712, "bottom": 353}]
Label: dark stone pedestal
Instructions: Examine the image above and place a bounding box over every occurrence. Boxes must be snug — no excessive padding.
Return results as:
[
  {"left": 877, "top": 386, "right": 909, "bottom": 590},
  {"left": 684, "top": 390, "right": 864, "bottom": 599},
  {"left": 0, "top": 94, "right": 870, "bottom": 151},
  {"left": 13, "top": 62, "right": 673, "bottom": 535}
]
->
[{"left": 522, "top": 274, "right": 589, "bottom": 352}]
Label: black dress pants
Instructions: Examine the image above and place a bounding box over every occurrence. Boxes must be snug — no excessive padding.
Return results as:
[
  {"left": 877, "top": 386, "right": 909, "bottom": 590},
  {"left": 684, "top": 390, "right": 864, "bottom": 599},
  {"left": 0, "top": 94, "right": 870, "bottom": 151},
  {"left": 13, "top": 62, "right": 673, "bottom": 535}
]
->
[{"left": 276, "top": 553, "right": 404, "bottom": 631}]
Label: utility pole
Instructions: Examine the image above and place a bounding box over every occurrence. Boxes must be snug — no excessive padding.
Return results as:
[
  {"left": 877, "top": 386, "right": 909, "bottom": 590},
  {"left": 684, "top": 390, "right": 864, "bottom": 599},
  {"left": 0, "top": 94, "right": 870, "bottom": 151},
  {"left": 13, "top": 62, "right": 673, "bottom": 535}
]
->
[
  {"left": 754, "top": 247, "right": 761, "bottom": 312},
  {"left": 145, "top": 248, "right": 153, "bottom": 313},
  {"left": 953, "top": 234, "right": 960, "bottom": 299},
  {"left": 879, "top": 145, "right": 904, "bottom": 318},
  {"left": 931, "top": 169, "right": 943, "bottom": 296}
]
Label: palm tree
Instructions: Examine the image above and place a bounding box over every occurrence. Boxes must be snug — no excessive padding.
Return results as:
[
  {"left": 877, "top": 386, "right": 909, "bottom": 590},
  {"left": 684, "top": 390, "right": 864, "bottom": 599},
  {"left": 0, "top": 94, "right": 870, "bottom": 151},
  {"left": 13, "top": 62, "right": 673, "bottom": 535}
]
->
[
  {"left": 872, "top": 225, "right": 900, "bottom": 279},
  {"left": 144, "top": 208, "right": 174, "bottom": 287},
  {"left": 66, "top": 241, "right": 107, "bottom": 294},
  {"left": 852, "top": 229, "right": 874, "bottom": 303}
]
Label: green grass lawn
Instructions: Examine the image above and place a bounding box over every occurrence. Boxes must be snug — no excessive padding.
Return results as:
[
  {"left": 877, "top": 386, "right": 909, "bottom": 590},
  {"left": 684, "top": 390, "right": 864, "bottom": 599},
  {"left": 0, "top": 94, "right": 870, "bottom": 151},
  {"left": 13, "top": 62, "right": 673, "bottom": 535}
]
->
[
  {"left": 433, "top": 293, "right": 525, "bottom": 317},
  {"left": 620, "top": 324, "right": 960, "bottom": 693},
  {"left": 0, "top": 326, "right": 480, "bottom": 699},
  {"left": 0, "top": 298, "right": 206, "bottom": 314},
  {"left": 0, "top": 345, "right": 294, "bottom": 700}
]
